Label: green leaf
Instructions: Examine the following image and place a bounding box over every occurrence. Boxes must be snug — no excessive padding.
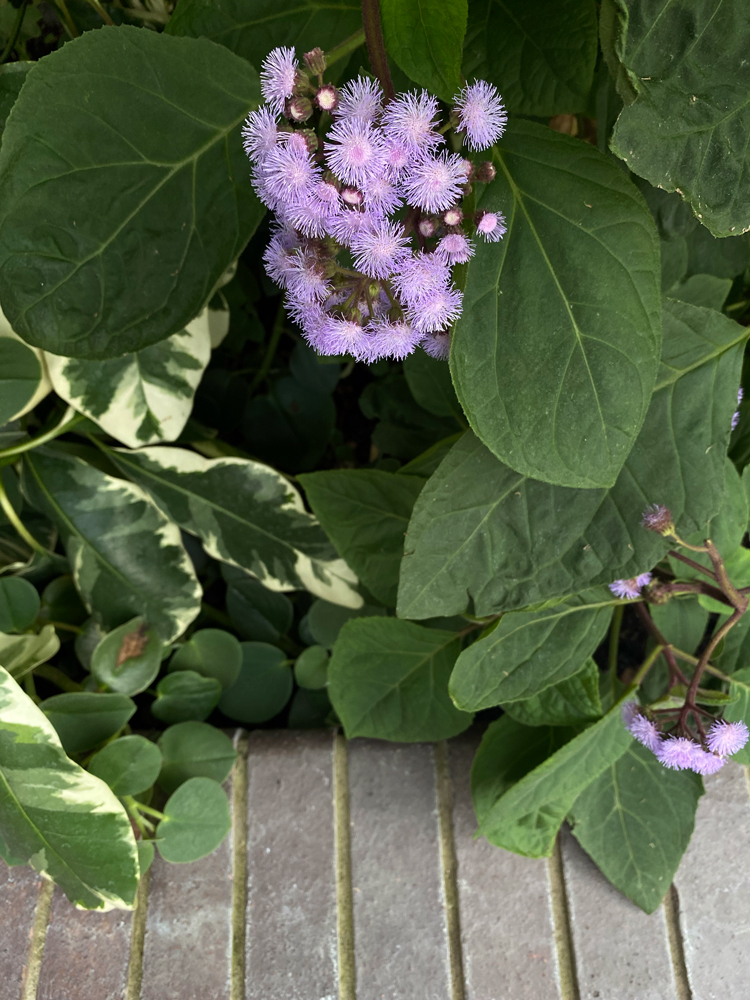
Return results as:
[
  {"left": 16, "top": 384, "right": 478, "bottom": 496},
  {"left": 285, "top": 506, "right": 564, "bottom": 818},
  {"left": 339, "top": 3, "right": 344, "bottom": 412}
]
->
[
  {"left": 218, "top": 642, "right": 293, "bottom": 724},
  {"left": 400, "top": 299, "right": 746, "bottom": 618},
  {"left": 0, "top": 625, "right": 60, "bottom": 680},
  {"left": 0, "top": 337, "right": 42, "bottom": 426},
  {"left": 0, "top": 63, "right": 31, "bottom": 143},
  {"left": 0, "top": 26, "right": 264, "bottom": 358},
  {"left": 294, "top": 645, "right": 329, "bottom": 690},
  {"left": 328, "top": 617, "right": 472, "bottom": 741},
  {"left": 450, "top": 593, "right": 614, "bottom": 710},
  {"left": 299, "top": 469, "right": 424, "bottom": 606},
  {"left": 304, "top": 598, "right": 387, "bottom": 649},
  {"left": 166, "top": 0, "right": 362, "bottom": 76},
  {"left": 222, "top": 565, "right": 294, "bottom": 643},
  {"left": 463, "top": 0, "right": 598, "bottom": 115},
  {"left": 380, "top": 0, "right": 467, "bottom": 102},
  {"left": 41, "top": 692, "right": 136, "bottom": 755},
  {"left": 105, "top": 445, "right": 361, "bottom": 608},
  {"left": 474, "top": 697, "right": 633, "bottom": 856},
  {"left": 137, "top": 840, "right": 155, "bottom": 876},
  {"left": 0, "top": 577, "right": 40, "bottom": 632},
  {"left": 156, "top": 777, "right": 230, "bottom": 863},
  {"left": 157, "top": 721, "right": 236, "bottom": 796},
  {"left": 91, "top": 617, "right": 163, "bottom": 696},
  {"left": 151, "top": 670, "right": 222, "bottom": 724},
  {"left": 288, "top": 686, "right": 333, "bottom": 728},
  {"left": 667, "top": 274, "right": 732, "bottom": 312},
  {"left": 569, "top": 742, "right": 703, "bottom": 913},
  {"left": 88, "top": 735, "right": 163, "bottom": 797},
  {"left": 396, "top": 433, "right": 463, "bottom": 478},
  {"left": 0, "top": 666, "right": 138, "bottom": 909},
  {"left": 21, "top": 448, "right": 202, "bottom": 643},
  {"left": 686, "top": 224, "right": 750, "bottom": 279},
  {"left": 39, "top": 574, "right": 88, "bottom": 629},
  {"left": 403, "top": 351, "right": 464, "bottom": 422},
  {"left": 451, "top": 121, "right": 662, "bottom": 489},
  {"left": 502, "top": 658, "right": 602, "bottom": 727},
  {"left": 721, "top": 668, "right": 750, "bottom": 763},
  {"left": 651, "top": 599, "right": 709, "bottom": 661},
  {"left": 608, "top": 0, "right": 750, "bottom": 237},
  {"left": 169, "top": 629, "right": 242, "bottom": 690},
  {"left": 45, "top": 312, "right": 211, "bottom": 448}
]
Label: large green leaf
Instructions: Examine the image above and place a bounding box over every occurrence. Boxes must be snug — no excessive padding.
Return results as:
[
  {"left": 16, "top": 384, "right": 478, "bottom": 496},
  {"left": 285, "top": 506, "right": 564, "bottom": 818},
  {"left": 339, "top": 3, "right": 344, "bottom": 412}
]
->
[
  {"left": 400, "top": 299, "right": 746, "bottom": 618},
  {"left": 462, "top": 0, "right": 598, "bottom": 115},
  {"left": 721, "top": 668, "right": 750, "bottom": 763},
  {"left": 328, "top": 617, "right": 472, "bottom": 741},
  {"left": 21, "top": 449, "right": 202, "bottom": 643},
  {"left": 502, "top": 657, "right": 602, "bottom": 727},
  {"left": 381, "top": 0, "right": 467, "bottom": 102},
  {"left": 45, "top": 309, "right": 212, "bottom": 448},
  {"left": 450, "top": 593, "right": 614, "bottom": 710},
  {"left": 0, "top": 63, "right": 31, "bottom": 143},
  {"left": 473, "top": 697, "right": 633, "bottom": 856},
  {"left": 0, "top": 26, "right": 264, "bottom": 359},
  {"left": 607, "top": 0, "right": 750, "bottom": 237},
  {"left": 166, "top": 0, "right": 362, "bottom": 72},
  {"left": 41, "top": 692, "right": 136, "bottom": 755},
  {"left": 0, "top": 666, "right": 139, "bottom": 910},
  {"left": 299, "top": 469, "right": 424, "bottom": 606},
  {"left": 106, "top": 445, "right": 361, "bottom": 608},
  {"left": 569, "top": 742, "right": 703, "bottom": 913},
  {"left": 451, "top": 120, "right": 662, "bottom": 489}
]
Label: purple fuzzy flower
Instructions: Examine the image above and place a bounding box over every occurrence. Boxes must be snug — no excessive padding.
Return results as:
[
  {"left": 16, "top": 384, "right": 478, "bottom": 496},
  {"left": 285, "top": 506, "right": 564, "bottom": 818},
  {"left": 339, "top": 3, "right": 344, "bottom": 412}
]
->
[
  {"left": 329, "top": 209, "right": 378, "bottom": 247},
  {"left": 256, "top": 145, "right": 321, "bottom": 211},
  {"left": 286, "top": 295, "right": 327, "bottom": 343},
  {"left": 627, "top": 713, "right": 662, "bottom": 752},
  {"left": 707, "top": 719, "right": 749, "bottom": 757},
  {"left": 382, "top": 138, "right": 411, "bottom": 178},
  {"left": 608, "top": 573, "right": 652, "bottom": 600},
  {"left": 317, "top": 316, "right": 370, "bottom": 359},
  {"left": 260, "top": 46, "right": 298, "bottom": 115},
  {"left": 350, "top": 218, "right": 410, "bottom": 279},
  {"left": 262, "top": 227, "right": 300, "bottom": 287},
  {"left": 407, "top": 286, "right": 463, "bottom": 334},
  {"left": 366, "top": 318, "right": 422, "bottom": 361},
  {"left": 335, "top": 76, "right": 384, "bottom": 122},
  {"left": 477, "top": 210, "right": 507, "bottom": 242},
  {"left": 732, "top": 388, "right": 744, "bottom": 431},
  {"left": 362, "top": 172, "right": 402, "bottom": 216},
  {"left": 403, "top": 152, "right": 467, "bottom": 214},
  {"left": 690, "top": 748, "right": 726, "bottom": 776},
  {"left": 242, "top": 107, "right": 280, "bottom": 162},
  {"left": 656, "top": 736, "right": 700, "bottom": 771},
  {"left": 325, "top": 119, "right": 384, "bottom": 187},
  {"left": 454, "top": 81, "right": 507, "bottom": 151},
  {"left": 436, "top": 232, "right": 475, "bottom": 264},
  {"left": 287, "top": 249, "right": 331, "bottom": 303},
  {"left": 382, "top": 90, "right": 442, "bottom": 154},
  {"left": 422, "top": 330, "right": 451, "bottom": 359},
  {"left": 641, "top": 503, "right": 673, "bottom": 534},
  {"left": 392, "top": 252, "right": 451, "bottom": 308}
]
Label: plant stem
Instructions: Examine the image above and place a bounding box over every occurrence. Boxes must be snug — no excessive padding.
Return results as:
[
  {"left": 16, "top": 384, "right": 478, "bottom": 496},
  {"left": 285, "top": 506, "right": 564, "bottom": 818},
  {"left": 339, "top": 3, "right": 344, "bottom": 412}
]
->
[
  {"left": 33, "top": 665, "right": 83, "bottom": 692},
  {"left": 135, "top": 802, "right": 167, "bottom": 821},
  {"left": 608, "top": 603, "right": 623, "bottom": 698},
  {"left": 0, "top": 408, "right": 83, "bottom": 461},
  {"left": 361, "top": 0, "right": 394, "bottom": 100},
  {"left": 667, "top": 549, "right": 716, "bottom": 580},
  {"left": 85, "top": 0, "right": 115, "bottom": 24},
  {"left": 0, "top": 474, "right": 49, "bottom": 558},
  {"left": 0, "top": 0, "right": 29, "bottom": 63},
  {"left": 326, "top": 28, "right": 366, "bottom": 66},
  {"left": 631, "top": 643, "right": 665, "bottom": 688},
  {"left": 705, "top": 539, "right": 748, "bottom": 610},
  {"left": 53, "top": 0, "right": 79, "bottom": 37},
  {"left": 634, "top": 601, "right": 689, "bottom": 685},
  {"left": 248, "top": 303, "right": 286, "bottom": 394},
  {"left": 678, "top": 607, "right": 744, "bottom": 733}
]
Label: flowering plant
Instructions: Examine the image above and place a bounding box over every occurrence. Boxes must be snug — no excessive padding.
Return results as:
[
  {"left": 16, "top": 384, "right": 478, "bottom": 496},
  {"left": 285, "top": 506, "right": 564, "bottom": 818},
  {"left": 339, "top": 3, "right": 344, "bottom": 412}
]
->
[{"left": 0, "top": 0, "right": 748, "bottom": 924}]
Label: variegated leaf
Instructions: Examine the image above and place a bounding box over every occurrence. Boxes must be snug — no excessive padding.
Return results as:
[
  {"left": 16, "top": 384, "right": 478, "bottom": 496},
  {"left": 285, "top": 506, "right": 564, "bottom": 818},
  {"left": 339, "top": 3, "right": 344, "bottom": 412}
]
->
[
  {"left": 0, "top": 666, "right": 139, "bottom": 910},
  {"left": 0, "top": 625, "right": 60, "bottom": 680},
  {"left": 0, "top": 305, "right": 51, "bottom": 424},
  {"left": 45, "top": 309, "right": 212, "bottom": 449},
  {"left": 21, "top": 449, "right": 202, "bottom": 642},
  {"left": 107, "top": 445, "right": 363, "bottom": 609}
]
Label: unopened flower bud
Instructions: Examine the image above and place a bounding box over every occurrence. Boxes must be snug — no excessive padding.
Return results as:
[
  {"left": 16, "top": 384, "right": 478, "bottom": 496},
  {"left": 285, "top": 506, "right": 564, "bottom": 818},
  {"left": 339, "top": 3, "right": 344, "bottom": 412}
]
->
[
  {"left": 286, "top": 96, "right": 313, "bottom": 122},
  {"left": 316, "top": 83, "right": 339, "bottom": 112},
  {"left": 293, "top": 68, "right": 313, "bottom": 95},
  {"left": 458, "top": 158, "right": 474, "bottom": 181},
  {"left": 641, "top": 504, "right": 675, "bottom": 536},
  {"left": 341, "top": 186, "right": 363, "bottom": 207},
  {"left": 418, "top": 217, "right": 437, "bottom": 237},
  {"left": 443, "top": 207, "right": 463, "bottom": 227},
  {"left": 298, "top": 129, "right": 318, "bottom": 154},
  {"left": 475, "top": 160, "right": 496, "bottom": 183},
  {"left": 646, "top": 581, "right": 672, "bottom": 605},
  {"left": 304, "top": 47, "right": 327, "bottom": 75}
]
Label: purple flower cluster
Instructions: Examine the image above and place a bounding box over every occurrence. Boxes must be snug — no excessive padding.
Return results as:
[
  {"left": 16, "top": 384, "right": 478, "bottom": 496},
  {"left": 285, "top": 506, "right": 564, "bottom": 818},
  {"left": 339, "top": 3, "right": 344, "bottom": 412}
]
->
[
  {"left": 243, "top": 47, "right": 507, "bottom": 362},
  {"left": 623, "top": 703, "right": 748, "bottom": 775},
  {"left": 609, "top": 572, "right": 652, "bottom": 600}
]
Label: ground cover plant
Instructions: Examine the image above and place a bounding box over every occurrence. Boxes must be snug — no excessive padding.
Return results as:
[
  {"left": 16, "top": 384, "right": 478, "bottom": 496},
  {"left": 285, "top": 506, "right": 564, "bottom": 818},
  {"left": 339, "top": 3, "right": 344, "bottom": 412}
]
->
[{"left": 0, "top": 0, "right": 749, "bottom": 915}]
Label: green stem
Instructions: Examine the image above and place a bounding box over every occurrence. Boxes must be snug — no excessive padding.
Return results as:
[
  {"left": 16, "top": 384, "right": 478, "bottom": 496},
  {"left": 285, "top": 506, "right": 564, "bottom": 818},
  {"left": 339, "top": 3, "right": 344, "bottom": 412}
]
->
[
  {"left": 631, "top": 643, "right": 664, "bottom": 689},
  {"left": 248, "top": 303, "right": 286, "bottom": 394},
  {"left": 123, "top": 797, "right": 152, "bottom": 836},
  {"left": 0, "top": 0, "right": 29, "bottom": 63},
  {"left": 135, "top": 802, "right": 167, "bottom": 821},
  {"left": 23, "top": 672, "right": 38, "bottom": 702},
  {"left": 0, "top": 473, "right": 49, "bottom": 558},
  {"left": 0, "top": 408, "right": 83, "bottom": 461},
  {"left": 608, "top": 603, "right": 623, "bottom": 698},
  {"left": 326, "top": 28, "right": 366, "bottom": 66},
  {"left": 84, "top": 0, "right": 115, "bottom": 24},
  {"left": 361, "top": 0, "right": 394, "bottom": 100},
  {"left": 41, "top": 620, "right": 84, "bottom": 635},
  {"left": 53, "top": 0, "right": 79, "bottom": 37},
  {"left": 33, "top": 664, "right": 83, "bottom": 692}
]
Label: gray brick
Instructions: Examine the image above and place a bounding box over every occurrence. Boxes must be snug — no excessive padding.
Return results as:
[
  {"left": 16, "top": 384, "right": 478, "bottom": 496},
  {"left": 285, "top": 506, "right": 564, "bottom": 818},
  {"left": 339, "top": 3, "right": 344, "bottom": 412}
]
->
[
  {"left": 448, "top": 735, "right": 561, "bottom": 1000},
  {"left": 245, "top": 730, "right": 338, "bottom": 1000},
  {"left": 560, "top": 825, "right": 678, "bottom": 1000},
  {"left": 37, "top": 887, "right": 132, "bottom": 1000},
  {"left": 674, "top": 762, "right": 750, "bottom": 1000},
  {"left": 0, "top": 862, "right": 43, "bottom": 999},
  {"left": 348, "top": 740, "right": 451, "bottom": 1000}
]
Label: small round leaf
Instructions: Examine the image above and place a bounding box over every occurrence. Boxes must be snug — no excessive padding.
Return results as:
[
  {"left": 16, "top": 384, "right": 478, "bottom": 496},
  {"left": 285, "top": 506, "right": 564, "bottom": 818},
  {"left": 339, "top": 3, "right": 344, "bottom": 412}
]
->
[
  {"left": 91, "top": 617, "right": 163, "bottom": 696},
  {"left": 41, "top": 692, "right": 136, "bottom": 755},
  {"left": 294, "top": 645, "right": 329, "bottom": 690},
  {"left": 157, "top": 721, "right": 236, "bottom": 795},
  {"left": 218, "top": 642, "right": 292, "bottom": 724},
  {"left": 288, "top": 687, "right": 333, "bottom": 729},
  {"left": 88, "top": 735, "right": 162, "bottom": 797},
  {"left": 156, "top": 777, "right": 231, "bottom": 863},
  {"left": 151, "top": 671, "right": 221, "bottom": 724},
  {"left": 0, "top": 576, "right": 40, "bottom": 632},
  {"left": 169, "top": 629, "right": 242, "bottom": 689},
  {"left": 137, "top": 839, "right": 155, "bottom": 875},
  {"left": 39, "top": 574, "right": 87, "bottom": 627}
]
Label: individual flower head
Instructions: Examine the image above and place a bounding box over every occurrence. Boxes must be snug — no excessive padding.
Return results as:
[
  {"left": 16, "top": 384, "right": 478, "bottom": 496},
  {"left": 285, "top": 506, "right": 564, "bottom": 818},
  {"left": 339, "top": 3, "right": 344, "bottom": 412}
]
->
[
  {"left": 407, "top": 285, "right": 463, "bottom": 334},
  {"left": 382, "top": 138, "right": 411, "bottom": 179},
  {"left": 286, "top": 295, "right": 327, "bottom": 345},
  {"left": 444, "top": 206, "right": 463, "bottom": 227},
  {"left": 656, "top": 736, "right": 700, "bottom": 770},
  {"left": 690, "top": 748, "right": 726, "bottom": 776},
  {"left": 418, "top": 217, "right": 437, "bottom": 238},
  {"left": 262, "top": 226, "right": 300, "bottom": 287},
  {"left": 325, "top": 118, "right": 385, "bottom": 187},
  {"left": 257, "top": 144, "right": 321, "bottom": 212},
  {"left": 260, "top": 46, "right": 298, "bottom": 115},
  {"left": 316, "top": 84, "right": 339, "bottom": 112},
  {"left": 362, "top": 172, "right": 403, "bottom": 216},
  {"left": 366, "top": 318, "right": 422, "bottom": 361},
  {"left": 454, "top": 80, "right": 507, "bottom": 151},
  {"left": 382, "top": 90, "right": 443, "bottom": 154},
  {"left": 624, "top": 707, "right": 662, "bottom": 752},
  {"left": 436, "top": 232, "right": 475, "bottom": 265},
  {"left": 392, "top": 251, "right": 451, "bottom": 308},
  {"left": 422, "top": 330, "right": 452, "bottom": 359},
  {"left": 329, "top": 209, "right": 378, "bottom": 247},
  {"left": 608, "top": 573, "right": 652, "bottom": 600},
  {"left": 641, "top": 504, "right": 674, "bottom": 535},
  {"left": 287, "top": 248, "right": 332, "bottom": 303},
  {"left": 476, "top": 210, "right": 507, "bottom": 242},
  {"left": 335, "top": 76, "right": 384, "bottom": 123},
  {"left": 732, "top": 387, "right": 744, "bottom": 431},
  {"left": 403, "top": 151, "right": 467, "bottom": 214},
  {"left": 317, "top": 316, "right": 370, "bottom": 359},
  {"left": 707, "top": 719, "right": 749, "bottom": 757},
  {"left": 242, "top": 107, "right": 280, "bottom": 162},
  {"left": 350, "top": 217, "right": 410, "bottom": 279}
]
